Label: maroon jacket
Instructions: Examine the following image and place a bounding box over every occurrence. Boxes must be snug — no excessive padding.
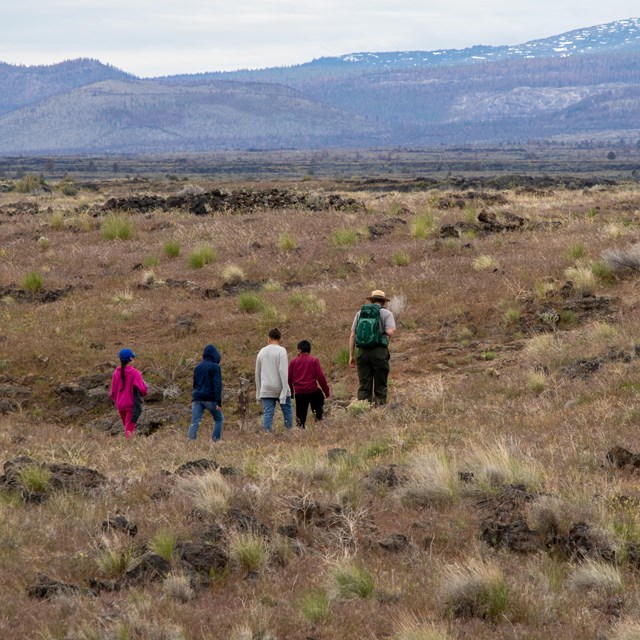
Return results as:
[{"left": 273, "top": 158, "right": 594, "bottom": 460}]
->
[{"left": 288, "top": 353, "right": 330, "bottom": 397}]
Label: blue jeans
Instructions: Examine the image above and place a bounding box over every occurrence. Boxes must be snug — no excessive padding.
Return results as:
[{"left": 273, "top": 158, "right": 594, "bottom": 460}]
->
[
  {"left": 188, "top": 401, "right": 223, "bottom": 441},
  {"left": 261, "top": 397, "right": 293, "bottom": 432}
]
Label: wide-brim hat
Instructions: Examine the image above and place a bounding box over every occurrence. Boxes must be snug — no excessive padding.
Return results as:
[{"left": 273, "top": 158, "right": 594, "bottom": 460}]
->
[{"left": 366, "top": 289, "right": 390, "bottom": 302}]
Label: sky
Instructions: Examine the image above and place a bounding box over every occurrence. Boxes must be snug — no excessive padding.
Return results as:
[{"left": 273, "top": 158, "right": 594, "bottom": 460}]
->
[{"left": 0, "top": 1, "right": 638, "bottom": 77}]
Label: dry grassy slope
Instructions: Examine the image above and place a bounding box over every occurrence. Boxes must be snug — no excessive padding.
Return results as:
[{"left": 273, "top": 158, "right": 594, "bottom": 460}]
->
[{"left": 1, "top": 178, "right": 640, "bottom": 639}]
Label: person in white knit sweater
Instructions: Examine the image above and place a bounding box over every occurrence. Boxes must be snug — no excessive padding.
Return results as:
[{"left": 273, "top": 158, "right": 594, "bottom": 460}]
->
[{"left": 255, "top": 328, "right": 293, "bottom": 433}]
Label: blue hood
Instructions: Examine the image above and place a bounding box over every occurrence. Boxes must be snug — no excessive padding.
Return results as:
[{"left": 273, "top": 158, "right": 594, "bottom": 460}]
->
[{"left": 203, "top": 344, "right": 221, "bottom": 363}]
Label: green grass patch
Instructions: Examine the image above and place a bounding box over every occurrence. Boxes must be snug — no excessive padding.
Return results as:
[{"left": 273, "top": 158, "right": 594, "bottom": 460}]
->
[
  {"left": 101, "top": 214, "right": 133, "bottom": 241},
  {"left": 188, "top": 245, "right": 217, "bottom": 269}
]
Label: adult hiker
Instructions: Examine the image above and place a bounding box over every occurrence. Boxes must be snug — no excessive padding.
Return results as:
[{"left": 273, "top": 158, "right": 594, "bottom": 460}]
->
[
  {"left": 110, "top": 348, "right": 148, "bottom": 439},
  {"left": 349, "top": 289, "right": 396, "bottom": 405},
  {"left": 187, "top": 344, "right": 224, "bottom": 442},
  {"left": 255, "top": 328, "right": 293, "bottom": 433}
]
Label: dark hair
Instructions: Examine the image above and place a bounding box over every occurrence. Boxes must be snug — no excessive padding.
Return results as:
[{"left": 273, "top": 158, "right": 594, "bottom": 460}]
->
[
  {"left": 372, "top": 297, "right": 386, "bottom": 306},
  {"left": 268, "top": 328, "right": 281, "bottom": 341},
  {"left": 297, "top": 340, "right": 311, "bottom": 353},
  {"left": 119, "top": 359, "right": 128, "bottom": 389}
]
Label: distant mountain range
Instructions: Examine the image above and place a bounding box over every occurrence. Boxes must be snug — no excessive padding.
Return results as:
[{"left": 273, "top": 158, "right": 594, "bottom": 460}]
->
[{"left": 0, "top": 18, "right": 639, "bottom": 154}]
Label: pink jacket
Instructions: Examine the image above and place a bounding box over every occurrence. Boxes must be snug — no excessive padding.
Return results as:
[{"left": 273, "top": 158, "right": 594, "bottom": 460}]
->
[{"left": 110, "top": 365, "right": 148, "bottom": 411}]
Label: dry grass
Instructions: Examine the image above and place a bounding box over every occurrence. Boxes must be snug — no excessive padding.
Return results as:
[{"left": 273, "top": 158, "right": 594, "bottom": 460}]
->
[{"left": 2, "top": 177, "right": 640, "bottom": 639}]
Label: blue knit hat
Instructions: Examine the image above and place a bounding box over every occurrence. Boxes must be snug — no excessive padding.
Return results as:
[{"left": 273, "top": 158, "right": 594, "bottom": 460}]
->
[{"left": 118, "top": 348, "right": 136, "bottom": 362}]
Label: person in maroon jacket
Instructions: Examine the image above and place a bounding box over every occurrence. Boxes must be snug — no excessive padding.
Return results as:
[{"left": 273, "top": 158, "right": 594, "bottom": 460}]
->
[{"left": 288, "top": 340, "right": 331, "bottom": 428}]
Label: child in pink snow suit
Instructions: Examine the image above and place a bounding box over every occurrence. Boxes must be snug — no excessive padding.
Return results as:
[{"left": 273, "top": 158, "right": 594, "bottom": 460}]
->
[{"left": 110, "top": 348, "right": 148, "bottom": 439}]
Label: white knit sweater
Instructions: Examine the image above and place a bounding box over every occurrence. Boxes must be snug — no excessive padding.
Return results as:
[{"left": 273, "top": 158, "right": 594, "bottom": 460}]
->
[{"left": 255, "top": 344, "right": 290, "bottom": 402}]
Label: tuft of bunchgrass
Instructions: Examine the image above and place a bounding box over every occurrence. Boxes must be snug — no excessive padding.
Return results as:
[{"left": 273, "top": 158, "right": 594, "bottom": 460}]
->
[
  {"left": 528, "top": 371, "right": 548, "bottom": 395},
  {"left": 18, "top": 465, "right": 52, "bottom": 493},
  {"left": 278, "top": 232, "right": 297, "bottom": 252},
  {"left": 566, "top": 559, "right": 623, "bottom": 595},
  {"left": 188, "top": 245, "right": 217, "bottom": 269},
  {"left": 329, "top": 561, "right": 375, "bottom": 599},
  {"left": 221, "top": 264, "right": 246, "bottom": 285},
  {"left": 163, "top": 572, "right": 194, "bottom": 602},
  {"left": 148, "top": 529, "right": 177, "bottom": 561},
  {"left": 472, "top": 255, "right": 499, "bottom": 271},
  {"left": 564, "top": 265, "right": 596, "bottom": 294},
  {"left": 523, "top": 333, "right": 567, "bottom": 372},
  {"left": 565, "top": 242, "right": 587, "bottom": 261},
  {"left": 175, "top": 470, "right": 231, "bottom": 516},
  {"left": 440, "top": 558, "right": 510, "bottom": 620},
  {"left": 96, "top": 544, "right": 136, "bottom": 579},
  {"left": 21, "top": 271, "right": 43, "bottom": 293},
  {"left": 238, "top": 292, "right": 266, "bottom": 313},
  {"left": 393, "top": 250, "right": 410, "bottom": 267},
  {"left": 393, "top": 615, "right": 454, "bottom": 640},
  {"left": 101, "top": 214, "right": 133, "bottom": 241},
  {"left": 334, "top": 347, "right": 350, "bottom": 366},
  {"left": 468, "top": 440, "right": 542, "bottom": 490},
  {"left": 229, "top": 532, "right": 270, "bottom": 571},
  {"left": 346, "top": 400, "right": 371, "bottom": 416},
  {"left": 411, "top": 210, "right": 435, "bottom": 238},
  {"left": 401, "top": 448, "right": 461, "bottom": 507},
  {"left": 262, "top": 279, "right": 283, "bottom": 292},
  {"left": 142, "top": 255, "right": 160, "bottom": 268},
  {"left": 288, "top": 291, "right": 326, "bottom": 314},
  {"left": 298, "top": 589, "right": 333, "bottom": 625},
  {"left": 610, "top": 618, "right": 640, "bottom": 640},
  {"left": 503, "top": 306, "right": 521, "bottom": 325},
  {"left": 37, "top": 236, "right": 50, "bottom": 251},
  {"left": 163, "top": 239, "right": 181, "bottom": 258},
  {"left": 591, "top": 260, "right": 615, "bottom": 284},
  {"left": 50, "top": 211, "right": 65, "bottom": 230},
  {"left": 332, "top": 228, "right": 358, "bottom": 247}
]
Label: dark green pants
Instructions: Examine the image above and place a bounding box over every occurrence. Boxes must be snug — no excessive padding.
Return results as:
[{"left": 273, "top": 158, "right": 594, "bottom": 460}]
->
[{"left": 356, "top": 346, "right": 390, "bottom": 404}]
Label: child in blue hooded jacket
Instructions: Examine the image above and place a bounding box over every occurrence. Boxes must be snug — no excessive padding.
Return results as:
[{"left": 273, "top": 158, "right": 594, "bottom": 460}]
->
[{"left": 187, "top": 344, "right": 224, "bottom": 442}]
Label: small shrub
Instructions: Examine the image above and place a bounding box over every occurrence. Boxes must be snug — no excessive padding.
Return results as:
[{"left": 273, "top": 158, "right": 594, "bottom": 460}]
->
[
  {"left": 21, "top": 271, "right": 43, "bottom": 293},
  {"left": 278, "top": 232, "right": 297, "bottom": 252},
  {"left": 329, "top": 561, "right": 375, "bottom": 599},
  {"left": 188, "top": 245, "right": 217, "bottom": 269},
  {"left": 229, "top": 533, "right": 269, "bottom": 571},
  {"left": 334, "top": 347, "right": 350, "bottom": 367},
  {"left": 238, "top": 292, "right": 265, "bottom": 313},
  {"left": 18, "top": 465, "right": 52, "bottom": 493},
  {"left": 14, "top": 173, "right": 47, "bottom": 194},
  {"left": 37, "top": 236, "right": 50, "bottom": 252},
  {"left": 440, "top": 558, "right": 509, "bottom": 620},
  {"left": 163, "top": 239, "right": 181, "bottom": 258},
  {"left": 102, "top": 214, "right": 133, "bottom": 241},
  {"left": 332, "top": 228, "right": 358, "bottom": 247},
  {"left": 298, "top": 590, "right": 332, "bottom": 625},
  {"left": 387, "top": 294, "right": 407, "bottom": 318},
  {"left": 149, "top": 529, "right": 177, "bottom": 561},
  {"left": 393, "top": 250, "right": 410, "bottom": 267},
  {"left": 602, "top": 243, "right": 640, "bottom": 273},
  {"left": 59, "top": 181, "right": 78, "bottom": 196}
]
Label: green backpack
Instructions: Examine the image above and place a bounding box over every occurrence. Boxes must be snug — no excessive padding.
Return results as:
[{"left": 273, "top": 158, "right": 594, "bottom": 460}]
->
[{"left": 355, "top": 303, "right": 386, "bottom": 348}]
